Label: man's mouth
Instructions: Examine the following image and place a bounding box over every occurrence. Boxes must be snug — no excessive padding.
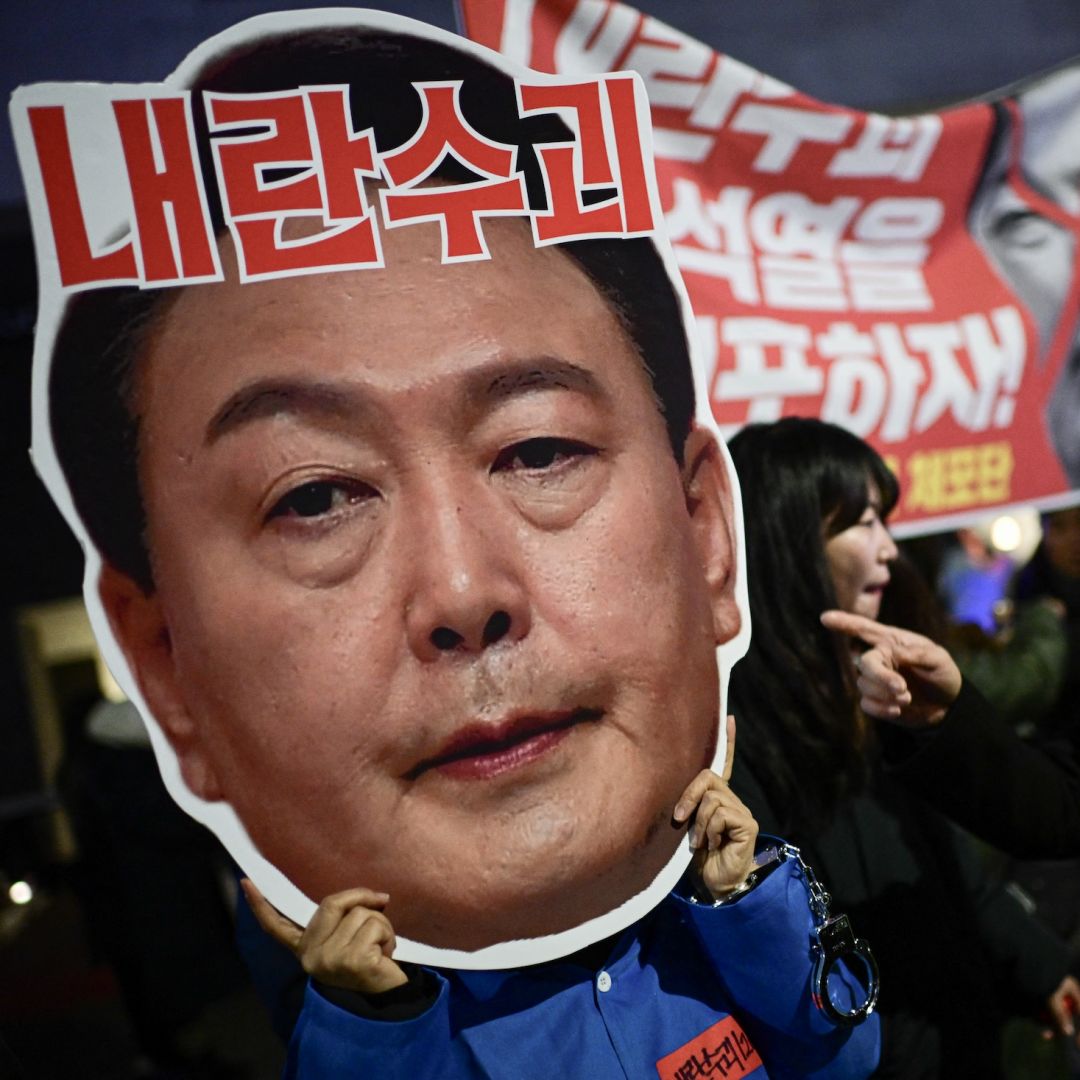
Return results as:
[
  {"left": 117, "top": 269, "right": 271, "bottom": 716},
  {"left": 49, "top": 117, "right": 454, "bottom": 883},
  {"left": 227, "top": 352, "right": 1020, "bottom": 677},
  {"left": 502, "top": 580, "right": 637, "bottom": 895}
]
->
[{"left": 407, "top": 708, "right": 602, "bottom": 782}]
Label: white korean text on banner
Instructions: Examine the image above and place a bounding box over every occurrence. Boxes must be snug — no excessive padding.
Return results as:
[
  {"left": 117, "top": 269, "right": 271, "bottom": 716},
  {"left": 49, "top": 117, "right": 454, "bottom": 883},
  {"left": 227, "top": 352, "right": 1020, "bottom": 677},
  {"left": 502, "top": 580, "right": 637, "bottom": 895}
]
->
[{"left": 462, "top": 0, "right": 1080, "bottom": 532}]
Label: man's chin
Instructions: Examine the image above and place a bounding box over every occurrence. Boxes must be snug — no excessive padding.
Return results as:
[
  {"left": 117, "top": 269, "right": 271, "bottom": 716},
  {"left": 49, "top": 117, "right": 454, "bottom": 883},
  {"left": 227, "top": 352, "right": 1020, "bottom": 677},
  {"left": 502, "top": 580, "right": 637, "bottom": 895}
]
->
[{"left": 379, "top": 817, "right": 685, "bottom": 953}]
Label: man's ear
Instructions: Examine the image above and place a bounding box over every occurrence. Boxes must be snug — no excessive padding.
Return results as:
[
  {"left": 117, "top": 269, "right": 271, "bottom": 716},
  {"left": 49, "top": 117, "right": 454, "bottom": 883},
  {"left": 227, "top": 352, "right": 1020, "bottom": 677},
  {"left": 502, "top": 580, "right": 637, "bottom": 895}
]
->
[
  {"left": 97, "top": 564, "right": 224, "bottom": 801},
  {"left": 681, "top": 426, "right": 742, "bottom": 645}
]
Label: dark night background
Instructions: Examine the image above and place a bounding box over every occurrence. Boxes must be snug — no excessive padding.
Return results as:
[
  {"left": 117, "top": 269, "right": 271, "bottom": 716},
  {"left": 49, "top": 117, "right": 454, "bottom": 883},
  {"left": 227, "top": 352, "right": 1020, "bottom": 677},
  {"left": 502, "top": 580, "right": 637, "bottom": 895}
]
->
[
  {"left": 2, "top": 0, "right": 1080, "bottom": 857},
  {"left": 2, "top": 0, "right": 1080, "bottom": 853},
  {"left": 0, "top": 3, "right": 1079, "bottom": 1076}
]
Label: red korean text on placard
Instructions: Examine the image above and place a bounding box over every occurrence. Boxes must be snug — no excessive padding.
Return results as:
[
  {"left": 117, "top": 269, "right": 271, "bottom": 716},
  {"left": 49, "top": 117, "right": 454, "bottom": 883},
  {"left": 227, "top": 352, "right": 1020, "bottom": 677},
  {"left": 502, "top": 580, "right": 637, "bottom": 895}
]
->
[
  {"left": 208, "top": 87, "right": 382, "bottom": 279},
  {"left": 22, "top": 70, "right": 657, "bottom": 288},
  {"left": 27, "top": 95, "right": 220, "bottom": 287},
  {"left": 518, "top": 74, "right": 654, "bottom": 243},
  {"left": 655, "top": 1015, "right": 762, "bottom": 1080},
  {"left": 377, "top": 80, "right": 528, "bottom": 261}
]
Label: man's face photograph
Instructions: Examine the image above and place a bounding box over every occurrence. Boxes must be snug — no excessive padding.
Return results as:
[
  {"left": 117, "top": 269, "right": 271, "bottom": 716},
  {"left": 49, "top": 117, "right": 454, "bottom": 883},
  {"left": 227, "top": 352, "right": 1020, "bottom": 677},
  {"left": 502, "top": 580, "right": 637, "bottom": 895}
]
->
[
  {"left": 95, "top": 213, "right": 742, "bottom": 954},
  {"left": 22, "top": 12, "right": 749, "bottom": 963}
]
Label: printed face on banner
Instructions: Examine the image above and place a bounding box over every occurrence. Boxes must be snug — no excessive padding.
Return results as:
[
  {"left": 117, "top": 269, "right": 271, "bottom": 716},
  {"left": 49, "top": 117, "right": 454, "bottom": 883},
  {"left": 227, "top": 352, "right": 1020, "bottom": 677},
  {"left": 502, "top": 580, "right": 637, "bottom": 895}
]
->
[
  {"left": 459, "top": 0, "right": 1080, "bottom": 529},
  {"left": 13, "top": 11, "right": 748, "bottom": 966},
  {"left": 969, "top": 70, "right": 1080, "bottom": 487}
]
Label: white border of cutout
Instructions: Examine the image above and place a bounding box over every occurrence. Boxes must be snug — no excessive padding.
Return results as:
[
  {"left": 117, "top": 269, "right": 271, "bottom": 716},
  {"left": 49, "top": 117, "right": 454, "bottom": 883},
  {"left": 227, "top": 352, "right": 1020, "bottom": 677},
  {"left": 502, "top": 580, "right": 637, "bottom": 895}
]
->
[{"left": 13, "top": 6, "right": 750, "bottom": 970}]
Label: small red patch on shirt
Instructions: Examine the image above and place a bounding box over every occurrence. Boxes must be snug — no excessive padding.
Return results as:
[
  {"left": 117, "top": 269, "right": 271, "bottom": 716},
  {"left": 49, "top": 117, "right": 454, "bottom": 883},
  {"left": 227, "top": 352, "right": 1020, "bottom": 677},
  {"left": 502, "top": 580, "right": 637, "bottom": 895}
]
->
[{"left": 655, "top": 1015, "right": 762, "bottom": 1079}]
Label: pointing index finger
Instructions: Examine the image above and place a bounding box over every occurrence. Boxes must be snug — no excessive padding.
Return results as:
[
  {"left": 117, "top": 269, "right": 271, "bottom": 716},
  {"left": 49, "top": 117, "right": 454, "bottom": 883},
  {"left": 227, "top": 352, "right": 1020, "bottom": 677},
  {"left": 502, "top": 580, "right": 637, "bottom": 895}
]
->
[{"left": 820, "top": 609, "right": 893, "bottom": 646}]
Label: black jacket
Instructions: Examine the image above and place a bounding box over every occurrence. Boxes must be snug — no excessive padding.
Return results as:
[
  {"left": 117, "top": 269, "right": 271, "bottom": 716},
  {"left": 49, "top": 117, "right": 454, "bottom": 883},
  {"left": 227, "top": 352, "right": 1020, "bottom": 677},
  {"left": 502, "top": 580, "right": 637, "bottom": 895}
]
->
[
  {"left": 732, "top": 681, "right": 1071, "bottom": 1078},
  {"left": 883, "top": 679, "right": 1080, "bottom": 860}
]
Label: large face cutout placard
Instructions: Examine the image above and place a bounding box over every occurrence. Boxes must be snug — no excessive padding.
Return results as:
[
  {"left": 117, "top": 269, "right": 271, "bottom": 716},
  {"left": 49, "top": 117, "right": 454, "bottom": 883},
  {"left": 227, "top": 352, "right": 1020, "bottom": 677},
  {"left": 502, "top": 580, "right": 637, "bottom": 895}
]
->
[{"left": 12, "top": 9, "right": 749, "bottom": 967}]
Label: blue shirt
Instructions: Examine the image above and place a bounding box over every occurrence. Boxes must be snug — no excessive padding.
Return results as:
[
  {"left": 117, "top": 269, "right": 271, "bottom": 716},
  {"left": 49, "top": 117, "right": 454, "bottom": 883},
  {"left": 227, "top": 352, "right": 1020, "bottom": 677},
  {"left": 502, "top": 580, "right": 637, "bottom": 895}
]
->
[{"left": 284, "top": 858, "right": 880, "bottom": 1078}]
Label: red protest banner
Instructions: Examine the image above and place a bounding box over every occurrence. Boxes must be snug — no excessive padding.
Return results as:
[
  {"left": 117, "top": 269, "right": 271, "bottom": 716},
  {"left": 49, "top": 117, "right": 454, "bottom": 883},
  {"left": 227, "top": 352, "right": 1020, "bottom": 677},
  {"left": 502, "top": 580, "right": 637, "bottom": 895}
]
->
[{"left": 460, "top": 0, "right": 1080, "bottom": 531}]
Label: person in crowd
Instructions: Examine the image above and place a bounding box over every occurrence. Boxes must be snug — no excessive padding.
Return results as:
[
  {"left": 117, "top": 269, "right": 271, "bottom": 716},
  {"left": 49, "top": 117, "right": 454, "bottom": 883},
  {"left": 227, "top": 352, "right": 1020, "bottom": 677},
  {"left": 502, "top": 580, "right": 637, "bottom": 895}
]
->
[
  {"left": 946, "top": 595, "right": 1067, "bottom": 736},
  {"left": 937, "top": 527, "right": 1014, "bottom": 633},
  {"left": 727, "top": 416, "right": 1079, "bottom": 1078},
  {"left": 1013, "top": 506, "right": 1080, "bottom": 745},
  {"left": 999, "top": 506, "right": 1080, "bottom": 965}
]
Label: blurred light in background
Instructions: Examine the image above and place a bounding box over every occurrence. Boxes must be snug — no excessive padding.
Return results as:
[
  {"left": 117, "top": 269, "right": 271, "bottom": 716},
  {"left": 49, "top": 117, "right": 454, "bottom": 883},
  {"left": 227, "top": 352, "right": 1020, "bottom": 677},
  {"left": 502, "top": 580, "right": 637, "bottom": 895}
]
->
[
  {"left": 986, "top": 508, "right": 1043, "bottom": 562},
  {"left": 9, "top": 881, "right": 33, "bottom": 905},
  {"left": 990, "top": 514, "right": 1023, "bottom": 553}
]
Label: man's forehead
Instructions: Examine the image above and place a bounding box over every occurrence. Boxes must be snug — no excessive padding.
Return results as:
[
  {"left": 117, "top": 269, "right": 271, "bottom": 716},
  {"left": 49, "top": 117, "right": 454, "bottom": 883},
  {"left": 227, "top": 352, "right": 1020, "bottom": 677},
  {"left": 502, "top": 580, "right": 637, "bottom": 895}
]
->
[
  {"left": 227, "top": 203, "right": 562, "bottom": 269},
  {"left": 190, "top": 212, "right": 598, "bottom": 308},
  {"left": 136, "top": 214, "right": 646, "bottom": 424}
]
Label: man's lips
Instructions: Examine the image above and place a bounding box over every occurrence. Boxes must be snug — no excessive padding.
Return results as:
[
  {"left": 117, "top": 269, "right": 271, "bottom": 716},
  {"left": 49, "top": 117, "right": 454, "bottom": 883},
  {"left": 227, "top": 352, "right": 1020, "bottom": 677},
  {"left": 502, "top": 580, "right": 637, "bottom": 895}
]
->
[{"left": 406, "top": 708, "right": 602, "bottom": 782}]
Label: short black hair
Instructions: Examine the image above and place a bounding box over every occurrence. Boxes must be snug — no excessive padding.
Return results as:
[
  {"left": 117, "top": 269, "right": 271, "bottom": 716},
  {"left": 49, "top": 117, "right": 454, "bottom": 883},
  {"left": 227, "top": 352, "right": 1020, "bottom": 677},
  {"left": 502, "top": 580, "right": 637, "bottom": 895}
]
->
[{"left": 49, "top": 24, "right": 696, "bottom": 592}]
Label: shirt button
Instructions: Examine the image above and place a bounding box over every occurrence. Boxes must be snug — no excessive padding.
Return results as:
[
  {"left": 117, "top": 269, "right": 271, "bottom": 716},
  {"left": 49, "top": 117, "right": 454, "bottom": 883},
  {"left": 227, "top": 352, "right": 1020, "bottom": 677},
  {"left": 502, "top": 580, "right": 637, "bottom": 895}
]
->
[{"left": 597, "top": 971, "right": 612, "bottom": 993}]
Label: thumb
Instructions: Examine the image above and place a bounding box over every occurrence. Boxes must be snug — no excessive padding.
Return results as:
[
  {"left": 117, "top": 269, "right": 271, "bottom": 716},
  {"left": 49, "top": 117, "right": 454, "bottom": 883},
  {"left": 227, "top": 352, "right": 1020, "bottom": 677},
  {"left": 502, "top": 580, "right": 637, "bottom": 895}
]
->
[{"left": 241, "top": 878, "right": 303, "bottom": 951}]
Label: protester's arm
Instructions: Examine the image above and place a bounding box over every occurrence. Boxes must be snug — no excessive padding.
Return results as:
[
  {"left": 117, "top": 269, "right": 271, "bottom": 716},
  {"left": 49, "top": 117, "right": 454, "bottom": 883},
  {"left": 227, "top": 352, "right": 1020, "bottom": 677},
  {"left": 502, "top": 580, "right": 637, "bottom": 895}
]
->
[
  {"left": 819, "top": 610, "right": 960, "bottom": 727},
  {"left": 822, "top": 610, "right": 1080, "bottom": 858},
  {"left": 673, "top": 720, "right": 880, "bottom": 1078},
  {"left": 949, "top": 824, "right": 1078, "bottom": 1045},
  {"left": 282, "top": 976, "right": 461, "bottom": 1079},
  {"left": 885, "top": 679, "right": 1080, "bottom": 857},
  {"left": 243, "top": 881, "right": 470, "bottom": 1078},
  {"left": 675, "top": 856, "right": 880, "bottom": 1079}
]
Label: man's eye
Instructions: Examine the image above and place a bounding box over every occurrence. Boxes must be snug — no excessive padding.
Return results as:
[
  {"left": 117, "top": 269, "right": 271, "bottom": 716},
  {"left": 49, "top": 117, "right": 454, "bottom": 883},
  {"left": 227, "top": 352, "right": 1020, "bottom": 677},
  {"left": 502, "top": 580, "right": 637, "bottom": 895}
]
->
[
  {"left": 492, "top": 437, "right": 596, "bottom": 472},
  {"left": 267, "top": 480, "right": 373, "bottom": 520},
  {"left": 992, "top": 208, "right": 1054, "bottom": 249}
]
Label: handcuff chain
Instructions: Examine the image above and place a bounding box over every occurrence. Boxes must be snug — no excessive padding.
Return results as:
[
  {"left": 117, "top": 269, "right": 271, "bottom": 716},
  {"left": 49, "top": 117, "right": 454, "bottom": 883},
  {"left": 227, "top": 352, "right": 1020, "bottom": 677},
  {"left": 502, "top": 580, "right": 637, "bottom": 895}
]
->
[{"left": 776, "top": 842, "right": 832, "bottom": 922}]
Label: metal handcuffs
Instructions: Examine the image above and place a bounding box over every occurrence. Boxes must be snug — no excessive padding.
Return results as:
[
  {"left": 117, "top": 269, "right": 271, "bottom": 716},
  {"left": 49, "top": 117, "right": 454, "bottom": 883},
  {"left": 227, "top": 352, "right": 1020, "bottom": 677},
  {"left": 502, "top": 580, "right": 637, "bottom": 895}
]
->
[
  {"left": 761, "top": 842, "right": 880, "bottom": 1026},
  {"left": 693, "top": 841, "right": 880, "bottom": 1027}
]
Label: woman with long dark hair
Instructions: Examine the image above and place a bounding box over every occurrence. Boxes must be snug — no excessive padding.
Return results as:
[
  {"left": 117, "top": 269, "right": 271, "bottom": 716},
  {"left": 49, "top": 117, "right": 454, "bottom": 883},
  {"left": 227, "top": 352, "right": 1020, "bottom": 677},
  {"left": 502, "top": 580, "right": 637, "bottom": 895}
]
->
[
  {"left": 727, "top": 416, "right": 1075, "bottom": 1078},
  {"left": 728, "top": 418, "right": 897, "bottom": 837}
]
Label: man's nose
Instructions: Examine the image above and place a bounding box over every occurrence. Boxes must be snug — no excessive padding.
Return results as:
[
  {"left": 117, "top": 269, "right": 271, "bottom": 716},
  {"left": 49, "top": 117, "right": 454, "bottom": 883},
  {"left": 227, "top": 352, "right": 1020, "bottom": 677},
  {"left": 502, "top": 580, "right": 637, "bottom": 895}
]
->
[{"left": 403, "top": 486, "right": 531, "bottom": 660}]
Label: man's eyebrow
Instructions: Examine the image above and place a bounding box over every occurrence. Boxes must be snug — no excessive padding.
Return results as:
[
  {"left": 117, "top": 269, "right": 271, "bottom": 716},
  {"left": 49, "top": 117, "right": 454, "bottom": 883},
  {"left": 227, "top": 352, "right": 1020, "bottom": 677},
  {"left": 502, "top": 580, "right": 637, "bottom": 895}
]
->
[
  {"left": 205, "top": 379, "right": 365, "bottom": 444},
  {"left": 204, "top": 358, "right": 607, "bottom": 444},
  {"left": 470, "top": 357, "right": 608, "bottom": 406}
]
